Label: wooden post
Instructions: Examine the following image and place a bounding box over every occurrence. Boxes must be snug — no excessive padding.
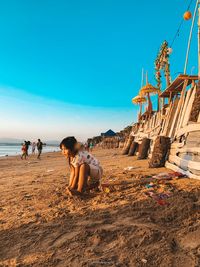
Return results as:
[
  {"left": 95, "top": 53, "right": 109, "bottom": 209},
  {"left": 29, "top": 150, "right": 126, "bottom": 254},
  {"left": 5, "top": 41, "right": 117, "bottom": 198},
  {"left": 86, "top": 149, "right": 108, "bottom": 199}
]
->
[
  {"left": 198, "top": 5, "right": 200, "bottom": 79},
  {"left": 147, "top": 92, "right": 153, "bottom": 114},
  {"left": 157, "top": 91, "right": 160, "bottom": 112},
  {"left": 139, "top": 103, "right": 142, "bottom": 121},
  {"left": 184, "top": 0, "right": 199, "bottom": 74}
]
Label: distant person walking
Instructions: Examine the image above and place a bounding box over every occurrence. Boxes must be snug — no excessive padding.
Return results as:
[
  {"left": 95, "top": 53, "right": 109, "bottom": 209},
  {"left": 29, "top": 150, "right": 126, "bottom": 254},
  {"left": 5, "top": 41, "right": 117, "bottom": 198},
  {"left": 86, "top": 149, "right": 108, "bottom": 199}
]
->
[
  {"left": 32, "top": 142, "right": 36, "bottom": 154},
  {"left": 37, "top": 139, "right": 43, "bottom": 159},
  {"left": 89, "top": 142, "right": 94, "bottom": 152},
  {"left": 25, "top": 141, "right": 31, "bottom": 156},
  {"left": 21, "top": 142, "right": 27, "bottom": 160}
]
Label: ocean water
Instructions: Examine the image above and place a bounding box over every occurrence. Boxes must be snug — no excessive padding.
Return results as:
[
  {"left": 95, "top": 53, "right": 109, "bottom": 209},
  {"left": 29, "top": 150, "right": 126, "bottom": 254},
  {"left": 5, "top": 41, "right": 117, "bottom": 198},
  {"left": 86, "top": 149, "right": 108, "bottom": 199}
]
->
[{"left": 0, "top": 144, "right": 60, "bottom": 157}]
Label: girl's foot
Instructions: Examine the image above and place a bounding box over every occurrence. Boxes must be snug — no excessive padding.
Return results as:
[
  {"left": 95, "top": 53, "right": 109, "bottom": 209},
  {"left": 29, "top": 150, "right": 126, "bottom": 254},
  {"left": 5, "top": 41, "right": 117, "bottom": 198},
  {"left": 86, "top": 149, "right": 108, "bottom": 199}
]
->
[
  {"left": 66, "top": 187, "right": 84, "bottom": 198},
  {"left": 71, "top": 189, "right": 87, "bottom": 200},
  {"left": 70, "top": 189, "right": 83, "bottom": 196},
  {"left": 66, "top": 187, "right": 73, "bottom": 197}
]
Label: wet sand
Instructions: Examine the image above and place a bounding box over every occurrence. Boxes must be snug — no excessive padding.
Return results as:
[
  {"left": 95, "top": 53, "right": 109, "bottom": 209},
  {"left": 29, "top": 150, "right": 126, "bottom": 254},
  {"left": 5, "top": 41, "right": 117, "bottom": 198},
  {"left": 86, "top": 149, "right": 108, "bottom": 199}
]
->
[{"left": 0, "top": 149, "right": 200, "bottom": 267}]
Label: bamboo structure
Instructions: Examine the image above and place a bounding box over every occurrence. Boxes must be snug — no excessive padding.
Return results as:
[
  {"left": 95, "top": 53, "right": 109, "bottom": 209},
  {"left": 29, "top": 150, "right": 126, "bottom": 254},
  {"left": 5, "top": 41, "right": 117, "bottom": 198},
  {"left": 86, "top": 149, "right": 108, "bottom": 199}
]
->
[
  {"left": 128, "top": 74, "right": 200, "bottom": 179},
  {"left": 121, "top": 2, "right": 200, "bottom": 179}
]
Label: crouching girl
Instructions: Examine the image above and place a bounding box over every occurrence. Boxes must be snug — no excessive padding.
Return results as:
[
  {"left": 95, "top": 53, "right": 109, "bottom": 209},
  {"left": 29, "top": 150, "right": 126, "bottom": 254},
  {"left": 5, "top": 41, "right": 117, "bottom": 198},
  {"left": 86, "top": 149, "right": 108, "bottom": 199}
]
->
[{"left": 60, "top": 136, "right": 103, "bottom": 196}]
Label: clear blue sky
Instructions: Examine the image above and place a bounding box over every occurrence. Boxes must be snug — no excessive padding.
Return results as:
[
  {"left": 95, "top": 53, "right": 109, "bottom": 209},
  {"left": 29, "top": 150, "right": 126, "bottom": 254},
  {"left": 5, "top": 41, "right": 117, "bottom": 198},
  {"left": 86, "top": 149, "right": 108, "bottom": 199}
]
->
[{"left": 0, "top": 0, "right": 198, "bottom": 140}]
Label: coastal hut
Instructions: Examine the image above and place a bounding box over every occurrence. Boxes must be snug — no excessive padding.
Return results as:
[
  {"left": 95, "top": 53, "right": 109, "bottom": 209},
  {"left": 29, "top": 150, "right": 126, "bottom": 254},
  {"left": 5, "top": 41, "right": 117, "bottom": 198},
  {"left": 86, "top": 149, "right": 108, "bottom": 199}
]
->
[
  {"left": 126, "top": 73, "right": 200, "bottom": 178},
  {"left": 159, "top": 75, "right": 200, "bottom": 178},
  {"left": 101, "top": 129, "right": 119, "bottom": 149},
  {"left": 101, "top": 129, "right": 116, "bottom": 137},
  {"left": 123, "top": 1, "right": 200, "bottom": 176}
]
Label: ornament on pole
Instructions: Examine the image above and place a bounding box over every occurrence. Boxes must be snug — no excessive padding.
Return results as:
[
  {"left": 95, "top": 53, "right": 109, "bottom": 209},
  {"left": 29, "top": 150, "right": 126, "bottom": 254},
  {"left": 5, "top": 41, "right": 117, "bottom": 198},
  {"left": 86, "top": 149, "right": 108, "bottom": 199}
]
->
[
  {"left": 167, "top": 47, "right": 173, "bottom": 55},
  {"left": 183, "top": 11, "right": 192, "bottom": 20},
  {"left": 198, "top": 3, "right": 200, "bottom": 79},
  {"left": 154, "top": 41, "right": 172, "bottom": 110},
  {"left": 184, "top": 0, "right": 199, "bottom": 75},
  {"left": 154, "top": 41, "right": 172, "bottom": 89}
]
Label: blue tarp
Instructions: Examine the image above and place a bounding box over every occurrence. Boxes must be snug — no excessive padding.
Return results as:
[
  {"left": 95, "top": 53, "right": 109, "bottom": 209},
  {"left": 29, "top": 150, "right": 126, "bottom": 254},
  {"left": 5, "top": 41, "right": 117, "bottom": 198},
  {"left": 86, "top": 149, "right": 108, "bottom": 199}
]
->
[{"left": 101, "top": 129, "right": 116, "bottom": 137}]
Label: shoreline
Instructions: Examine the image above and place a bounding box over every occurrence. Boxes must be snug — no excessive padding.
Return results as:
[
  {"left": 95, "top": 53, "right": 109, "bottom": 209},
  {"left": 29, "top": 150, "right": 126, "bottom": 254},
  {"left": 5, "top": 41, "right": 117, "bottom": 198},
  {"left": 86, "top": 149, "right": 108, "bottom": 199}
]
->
[
  {"left": 0, "top": 151, "right": 60, "bottom": 159},
  {"left": 0, "top": 149, "right": 60, "bottom": 159}
]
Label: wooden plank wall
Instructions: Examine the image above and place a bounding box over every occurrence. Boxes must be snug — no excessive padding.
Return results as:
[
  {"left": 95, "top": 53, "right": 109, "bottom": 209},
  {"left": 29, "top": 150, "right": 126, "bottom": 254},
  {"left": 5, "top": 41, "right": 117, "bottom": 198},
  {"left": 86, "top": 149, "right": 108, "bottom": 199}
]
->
[{"left": 129, "top": 81, "right": 200, "bottom": 178}]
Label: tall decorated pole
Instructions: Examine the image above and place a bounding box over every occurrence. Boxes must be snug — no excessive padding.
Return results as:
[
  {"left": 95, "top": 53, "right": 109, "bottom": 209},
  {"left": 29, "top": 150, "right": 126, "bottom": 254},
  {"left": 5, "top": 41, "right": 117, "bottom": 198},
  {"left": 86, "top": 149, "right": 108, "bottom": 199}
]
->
[
  {"left": 182, "top": 0, "right": 200, "bottom": 79},
  {"left": 198, "top": 2, "right": 200, "bottom": 79},
  {"left": 155, "top": 41, "right": 172, "bottom": 108}
]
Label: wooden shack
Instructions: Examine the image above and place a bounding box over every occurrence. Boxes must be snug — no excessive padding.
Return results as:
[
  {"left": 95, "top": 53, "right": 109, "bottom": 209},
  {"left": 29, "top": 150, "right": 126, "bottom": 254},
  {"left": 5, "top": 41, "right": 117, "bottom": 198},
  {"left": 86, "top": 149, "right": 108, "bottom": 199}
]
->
[{"left": 126, "top": 74, "right": 200, "bottom": 179}]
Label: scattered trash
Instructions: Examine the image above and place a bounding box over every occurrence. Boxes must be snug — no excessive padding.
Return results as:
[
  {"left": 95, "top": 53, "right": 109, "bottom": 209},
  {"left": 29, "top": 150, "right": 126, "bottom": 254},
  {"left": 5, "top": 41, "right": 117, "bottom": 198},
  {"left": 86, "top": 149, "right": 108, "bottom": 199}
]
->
[
  {"left": 141, "top": 258, "right": 147, "bottom": 264},
  {"left": 152, "top": 173, "right": 172, "bottom": 180},
  {"left": 144, "top": 178, "right": 176, "bottom": 206},
  {"left": 145, "top": 191, "right": 155, "bottom": 198},
  {"left": 47, "top": 169, "right": 54, "bottom": 173},
  {"left": 104, "top": 187, "right": 111, "bottom": 193},
  {"left": 145, "top": 182, "right": 155, "bottom": 189},
  {"left": 156, "top": 199, "right": 169, "bottom": 206},
  {"left": 170, "top": 172, "right": 187, "bottom": 179},
  {"left": 101, "top": 183, "right": 115, "bottom": 193},
  {"left": 158, "top": 193, "right": 170, "bottom": 199},
  {"left": 124, "top": 166, "right": 137, "bottom": 171},
  {"left": 152, "top": 172, "right": 187, "bottom": 180}
]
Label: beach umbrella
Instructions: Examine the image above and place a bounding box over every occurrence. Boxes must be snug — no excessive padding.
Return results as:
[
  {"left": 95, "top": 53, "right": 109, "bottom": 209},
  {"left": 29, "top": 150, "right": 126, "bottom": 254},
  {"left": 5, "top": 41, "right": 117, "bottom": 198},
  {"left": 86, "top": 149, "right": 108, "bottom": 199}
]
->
[
  {"left": 132, "top": 95, "right": 147, "bottom": 120},
  {"left": 140, "top": 81, "right": 160, "bottom": 114}
]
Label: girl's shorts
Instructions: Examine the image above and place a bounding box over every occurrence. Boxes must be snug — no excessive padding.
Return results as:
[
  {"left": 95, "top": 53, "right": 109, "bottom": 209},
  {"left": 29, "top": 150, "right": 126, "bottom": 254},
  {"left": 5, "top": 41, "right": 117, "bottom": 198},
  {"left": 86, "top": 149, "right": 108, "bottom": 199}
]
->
[{"left": 88, "top": 165, "right": 103, "bottom": 185}]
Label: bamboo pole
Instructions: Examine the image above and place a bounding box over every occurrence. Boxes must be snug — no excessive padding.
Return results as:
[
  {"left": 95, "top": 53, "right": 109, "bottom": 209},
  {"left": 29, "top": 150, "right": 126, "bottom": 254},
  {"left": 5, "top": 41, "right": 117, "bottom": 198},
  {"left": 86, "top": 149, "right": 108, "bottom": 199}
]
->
[
  {"left": 198, "top": 5, "right": 200, "bottom": 79},
  {"left": 184, "top": 0, "right": 199, "bottom": 74},
  {"left": 141, "top": 68, "right": 144, "bottom": 88}
]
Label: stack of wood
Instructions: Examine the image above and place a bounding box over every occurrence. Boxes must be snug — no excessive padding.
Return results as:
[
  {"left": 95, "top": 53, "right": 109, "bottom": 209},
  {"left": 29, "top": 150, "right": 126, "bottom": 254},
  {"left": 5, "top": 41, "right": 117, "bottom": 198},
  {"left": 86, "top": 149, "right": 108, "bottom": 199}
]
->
[
  {"left": 128, "top": 141, "right": 138, "bottom": 156},
  {"left": 101, "top": 137, "right": 120, "bottom": 149},
  {"left": 149, "top": 136, "right": 171, "bottom": 168},
  {"left": 122, "top": 136, "right": 134, "bottom": 155},
  {"left": 137, "top": 138, "right": 151, "bottom": 159}
]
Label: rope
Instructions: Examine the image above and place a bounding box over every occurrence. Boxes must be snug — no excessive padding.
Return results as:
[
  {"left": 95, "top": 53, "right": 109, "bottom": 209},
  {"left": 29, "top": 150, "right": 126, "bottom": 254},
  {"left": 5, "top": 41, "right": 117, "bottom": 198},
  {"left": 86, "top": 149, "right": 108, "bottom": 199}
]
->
[{"left": 170, "top": 0, "right": 195, "bottom": 47}]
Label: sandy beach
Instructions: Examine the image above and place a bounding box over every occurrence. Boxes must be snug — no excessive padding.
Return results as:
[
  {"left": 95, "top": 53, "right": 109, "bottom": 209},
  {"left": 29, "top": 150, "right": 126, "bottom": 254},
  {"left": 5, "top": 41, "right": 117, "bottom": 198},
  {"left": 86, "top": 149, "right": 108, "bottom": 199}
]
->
[{"left": 0, "top": 148, "right": 200, "bottom": 267}]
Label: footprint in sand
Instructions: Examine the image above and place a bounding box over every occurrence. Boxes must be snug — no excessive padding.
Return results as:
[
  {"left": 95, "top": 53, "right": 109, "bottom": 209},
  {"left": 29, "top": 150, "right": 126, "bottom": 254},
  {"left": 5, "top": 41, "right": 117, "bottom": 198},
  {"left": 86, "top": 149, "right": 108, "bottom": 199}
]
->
[
  {"left": 22, "top": 194, "right": 33, "bottom": 200},
  {"left": 172, "top": 252, "right": 196, "bottom": 267},
  {"left": 51, "top": 232, "right": 79, "bottom": 248},
  {"left": 179, "top": 229, "right": 200, "bottom": 250}
]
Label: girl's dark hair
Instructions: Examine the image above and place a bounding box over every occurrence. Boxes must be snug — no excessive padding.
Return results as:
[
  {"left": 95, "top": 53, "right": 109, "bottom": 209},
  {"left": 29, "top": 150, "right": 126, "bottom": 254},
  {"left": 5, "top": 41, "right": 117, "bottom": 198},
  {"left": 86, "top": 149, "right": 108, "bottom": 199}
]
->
[{"left": 60, "top": 136, "right": 77, "bottom": 151}]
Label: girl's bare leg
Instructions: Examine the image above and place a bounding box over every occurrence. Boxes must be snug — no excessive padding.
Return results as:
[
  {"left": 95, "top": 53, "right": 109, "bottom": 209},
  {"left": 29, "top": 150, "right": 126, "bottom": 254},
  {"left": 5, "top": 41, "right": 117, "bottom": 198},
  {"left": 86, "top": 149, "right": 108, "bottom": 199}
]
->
[
  {"left": 71, "top": 166, "right": 80, "bottom": 189},
  {"left": 68, "top": 166, "right": 75, "bottom": 188},
  {"left": 77, "top": 163, "right": 90, "bottom": 193}
]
